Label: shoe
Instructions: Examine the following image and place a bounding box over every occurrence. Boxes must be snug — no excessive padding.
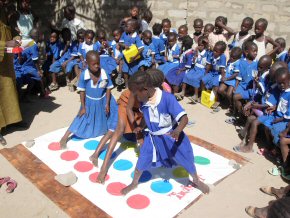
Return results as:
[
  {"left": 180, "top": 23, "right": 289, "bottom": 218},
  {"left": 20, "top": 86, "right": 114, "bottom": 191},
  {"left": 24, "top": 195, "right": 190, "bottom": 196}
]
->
[{"left": 48, "top": 83, "right": 59, "bottom": 91}]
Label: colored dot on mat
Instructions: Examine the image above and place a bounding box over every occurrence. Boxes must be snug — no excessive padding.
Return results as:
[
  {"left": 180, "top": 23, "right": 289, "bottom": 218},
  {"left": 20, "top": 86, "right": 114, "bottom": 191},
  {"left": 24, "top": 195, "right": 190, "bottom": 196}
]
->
[
  {"left": 61, "top": 151, "right": 79, "bottom": 161},
  {"left": 120, "top": 141, "right": 137, "bottom": 150},
  {"left": 113, "top": 159, "right": 133, "bottom": 171},
  {"left": 84, "top": 140, "right": 100, "bottom": 150},
  {"left": 131, "top": 170, "right": 152, "bottom": 183},
  {"left": 99, "top": 150, "right": 117, "bottom": 160},
  {"left": 150, "top": 180, "right": 173, "bottom": 194},
  {"left": 194, "top": 156, "right": 211, "bottom": 165},
  {"left": 89, "top": 172, "right": 110, "bottom": 183},
  {"left": 127, "top": 194, "right": 150, "bottom": 209},
  {"left": 74, "top": 161, "right": 94, "bottom": 172},
  {"left": 106, "top": 182, "right": 127, "bottom": 196},
  {"left": 172, "top": 167, "right": 189, "bottom": 178},
  {"left": 48, "top": 142, "right": 61, "bottom": 151},
  {"left": 70, "top": 135, "right": 85, "bottom": 141}
]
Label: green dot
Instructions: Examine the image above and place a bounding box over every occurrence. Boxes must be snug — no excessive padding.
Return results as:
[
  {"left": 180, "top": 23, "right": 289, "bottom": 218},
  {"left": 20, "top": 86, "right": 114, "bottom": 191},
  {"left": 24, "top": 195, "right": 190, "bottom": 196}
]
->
[
  {"left": 120, "top": 141, "right": 137, "bottom": 150},
  {"left": 194, "top": 156, "right": 210, "bottom": 165},
  {"left": 172, "top": 167, "right": 189, "bottom": 178}
]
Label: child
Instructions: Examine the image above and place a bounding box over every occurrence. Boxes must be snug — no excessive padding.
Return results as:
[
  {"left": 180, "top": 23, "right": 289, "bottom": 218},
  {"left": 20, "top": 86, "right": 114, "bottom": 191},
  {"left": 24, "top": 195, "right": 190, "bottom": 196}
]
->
[
  {"left": 202, "top": 41, "right": 227, "bottom": 108},
  {"left": 275, "top": 37, "right": 287, "bottom": 62},
  {"left": 158, "top": 32, "right": 180, "bottom": 76},
  {"left": 140, "top": 9, "right": 153, "bottom": 32},
  {"left": 247, "top": 18, "right": 279, "bottom": 60},
  {"left": 278, "top": 125, "right": 290, "bottom": 178},
  {"left": 166, "top": 35, "right": 193, "bottom": 96},
  {"left": 119, "top": 5, "right": 140, "bottom": 32},
  {"left": 203, "top": 23, "right": 214, "bottom": 38},
  {"left": 228, "top": 17, "right": 254, "bottom": 49},
  {"left": 193, "top": 18, "right": 203, "bottom": 45},
  {"left": 182, "top": 36, "right": 211, "bottom": 102},
  {"left": 119, "top": 19, "right": 144, "bottom": 85},
  {"left": 233, "top": 41, "right": 258, "bottom": 115},
  {"left": 160, "top": 18, "right": 177, "bottom": 45},
  {"left": 218, "top": 47, "right": 242, "bottom": 108},
  {"left": 177, "top": 25, "right": 189, "bottom": 48},
  {"left": 61, "top": 4, "right": 85, "bottom": 40},
  {"left": 60, "top": 51, "right": 118, "bottom": 148},
  {"left": 152, "top": 23, "right": 166, "bottom": 65},
  {"left": 121, "top": 71, "right": 209, "bottom": 195},
  {"left": 138, "top": 30, "right": 155, "bottom": 71}
]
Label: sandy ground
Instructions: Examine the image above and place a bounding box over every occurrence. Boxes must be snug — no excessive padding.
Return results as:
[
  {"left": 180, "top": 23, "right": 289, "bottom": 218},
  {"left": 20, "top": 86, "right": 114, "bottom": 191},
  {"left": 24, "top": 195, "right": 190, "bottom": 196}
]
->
[{"left": 0, "top": 87, "right": 287, "bottom": 218}]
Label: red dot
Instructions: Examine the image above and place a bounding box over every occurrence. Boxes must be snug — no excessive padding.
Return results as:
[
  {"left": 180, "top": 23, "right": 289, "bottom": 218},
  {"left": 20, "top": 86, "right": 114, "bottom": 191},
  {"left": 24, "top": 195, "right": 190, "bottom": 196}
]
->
[
  {"left": 127, "top": 194, "right": 150, "bottom": 209},
  {"left": 89, "top": 172, "right": 110, "bottom": 183},
  {"left": 61, "top": 151, "right": 79, "bottom": 161},
  {"left": 74, "top": 161, "right": 94, "bottom": 172},
  {"left": 106, "top": 182, "right": 127, "bottom": 196},
  {"left": 48, "top": 142, "right": 61, "bottom": 151}
]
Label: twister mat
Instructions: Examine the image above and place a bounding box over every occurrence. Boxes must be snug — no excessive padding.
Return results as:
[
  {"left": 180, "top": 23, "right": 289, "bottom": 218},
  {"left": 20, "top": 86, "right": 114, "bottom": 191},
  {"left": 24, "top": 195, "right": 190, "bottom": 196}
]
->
[{"left": 23, "top": 128, "right": 238, "bottom": 218}]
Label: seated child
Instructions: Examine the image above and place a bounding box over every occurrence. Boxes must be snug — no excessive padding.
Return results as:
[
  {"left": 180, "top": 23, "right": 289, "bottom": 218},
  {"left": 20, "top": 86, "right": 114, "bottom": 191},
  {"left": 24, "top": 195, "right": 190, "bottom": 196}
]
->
[
  {"left": 138, "top": 30, "right": 155, "bottom": 71},
  {"left": 278, "top": 124, "right": 290, "bottom": 178},
  {"left": 177, "top": 25, "right": 189, "bottom": 48},
  {"left": 152, "top": 23, "right": 166, "bottom": 65},
  {"left": 120, "top": 71, "right": 209, "bottom": 195},
  {"left": 275, "top": 37, "right": 287, "bottom": 62},
  {"left": 192, "top": 18, "right": 203, "bottom": 45},
  {"left": 166, "top": 35, "right": 193, "bottom": 96},
  {"left": 158, "top": 32, "right": 180, "bottom": 76},
  {"left": 160, "top": 18, "right": 177, "bottom": 45},
  {"left": 60, "top": 51, "right": 118, "bottom": 148}
]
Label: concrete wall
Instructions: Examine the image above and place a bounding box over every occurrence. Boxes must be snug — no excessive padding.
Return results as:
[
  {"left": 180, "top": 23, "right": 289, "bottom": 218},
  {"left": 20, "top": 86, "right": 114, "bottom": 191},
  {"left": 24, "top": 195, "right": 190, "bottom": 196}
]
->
[{"left": 32, "top": 0, "right": 290, "bottom": 44}]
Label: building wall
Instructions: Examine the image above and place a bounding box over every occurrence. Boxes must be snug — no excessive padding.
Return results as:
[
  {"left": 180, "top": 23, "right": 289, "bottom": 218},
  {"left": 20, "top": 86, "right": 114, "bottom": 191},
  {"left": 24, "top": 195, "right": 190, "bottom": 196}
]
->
[{"left": 32, "top": 0, "right": 290, "bottom": 44}]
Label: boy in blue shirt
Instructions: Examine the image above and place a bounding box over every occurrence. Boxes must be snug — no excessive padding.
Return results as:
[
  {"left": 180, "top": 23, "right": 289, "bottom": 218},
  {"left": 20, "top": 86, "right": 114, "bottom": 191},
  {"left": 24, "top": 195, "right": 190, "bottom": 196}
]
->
[{"left": 152, "top": 23, "right": 165, "bottom": 65}]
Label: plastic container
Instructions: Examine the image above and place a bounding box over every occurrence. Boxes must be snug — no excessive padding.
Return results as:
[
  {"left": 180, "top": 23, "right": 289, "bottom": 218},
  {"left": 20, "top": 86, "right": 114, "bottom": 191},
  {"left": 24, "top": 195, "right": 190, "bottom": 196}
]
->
[
  {"left": 123, "top": 44, "right": 140, "bottom": 63},
  {"left": 201, "top": 90, "right": 216, "bottom": 108}
]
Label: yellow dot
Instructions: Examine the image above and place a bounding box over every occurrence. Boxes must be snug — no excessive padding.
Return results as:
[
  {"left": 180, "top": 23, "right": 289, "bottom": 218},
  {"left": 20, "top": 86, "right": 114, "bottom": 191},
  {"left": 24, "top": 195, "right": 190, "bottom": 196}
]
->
[
  {"left": 120, "top": 141, "right": 137, "bottom": 150},
  {"left": 172, "top": 167, "right": 189, "bottom": 178}
]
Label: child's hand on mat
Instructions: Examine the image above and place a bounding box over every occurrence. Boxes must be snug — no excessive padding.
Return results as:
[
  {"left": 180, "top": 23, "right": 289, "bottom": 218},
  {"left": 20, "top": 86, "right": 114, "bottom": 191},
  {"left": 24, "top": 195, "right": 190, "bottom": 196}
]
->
[
  {"left": 169, "top": 129, "right": 181, "bottom": 141},
  {"left": 78, "top": 108, "right": 86, "bottom": 117}
]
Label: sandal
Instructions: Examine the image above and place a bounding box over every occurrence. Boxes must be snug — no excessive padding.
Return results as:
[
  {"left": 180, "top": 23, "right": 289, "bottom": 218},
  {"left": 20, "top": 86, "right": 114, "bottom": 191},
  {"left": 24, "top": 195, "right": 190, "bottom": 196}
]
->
[
  {"left": 260, "top": 186, "right": 279, "bottom": 199},
  {"left": 268, "top": 166, "right": 281, "bottom": 176},
  {"left": 6, "top": 179, "right": 17, "bottom": 193},
  {"left": 0, "top": 134, "right": 7, "bottom": 146},
  {"left": 187, "top": 96, "right": 197, "bottom": 104},
  {"left": 211, "top": 102, "right": 220, "bottom": 109},
  {"left": 0, "top": 177, "right": 10, "bottom": 188},
  {"left": 225, "top": 117, "right": 236, "bottom": 124},
  {"left": 245, "top": 206, "right": 259, "bottom": 218}
]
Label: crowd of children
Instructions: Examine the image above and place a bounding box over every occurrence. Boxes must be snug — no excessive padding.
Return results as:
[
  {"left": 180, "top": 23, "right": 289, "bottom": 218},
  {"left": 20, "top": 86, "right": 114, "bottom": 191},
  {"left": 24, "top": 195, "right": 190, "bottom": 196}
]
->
[{"left": 9, "top": 1, "right": 290, "bottom": 209}]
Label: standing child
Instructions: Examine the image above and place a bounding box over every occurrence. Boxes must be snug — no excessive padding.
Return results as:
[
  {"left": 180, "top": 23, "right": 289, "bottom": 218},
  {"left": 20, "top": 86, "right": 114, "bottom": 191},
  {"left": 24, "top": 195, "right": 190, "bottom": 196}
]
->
[
  {"left": 119, "top": 5, "right": 140, "bottom": 32},
  {"left": 138, "top": 30, "right": 155, "bottom": 71},
  {"left": 59, "top": 51, "right": 118, "bottom": 148},
  {"left": 203, "top": 23, "right": 214, "bottom": 38},
  {"left": 275, "top": 37, "right": 287, "bottom": 62},
  {"left": 121, "top": 71, "right": 209, "bottom": 195},
  {"left": 182, "top": 36, "right": 210, "bottom": 103},
  {"left": 152, "top": 23, "right": 166, "bottom": 65},
  {"left": 177, "top": 25, "right": 189, "bottom": 48},
  {"left": 192, "top": 18, "right": 203, "bottom": 45},
  {"left": 140, "top": 9, "right": 153, "bottom": 32},
  {"left": 158, "top": 32, "right": 180, "bottom": 76}
]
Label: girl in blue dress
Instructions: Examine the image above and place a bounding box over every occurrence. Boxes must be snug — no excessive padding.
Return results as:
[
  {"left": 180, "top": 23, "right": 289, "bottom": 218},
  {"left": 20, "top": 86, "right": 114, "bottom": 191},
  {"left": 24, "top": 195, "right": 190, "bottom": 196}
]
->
[
  {"left": 60, "top": 51, "right": 118, "bottom": 148},
  {"left": 138, "top": 30, "right": 155, "bottom": 71},
  {"left": 121, "top": 71, "right": 209, "bottom": 195}
]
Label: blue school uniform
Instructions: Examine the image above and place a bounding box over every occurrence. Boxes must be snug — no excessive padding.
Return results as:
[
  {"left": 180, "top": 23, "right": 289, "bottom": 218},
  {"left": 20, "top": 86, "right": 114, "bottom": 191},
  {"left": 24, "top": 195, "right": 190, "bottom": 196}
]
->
[
  {"left": 234, "top": 58, "right": 258, "bottom": 100},
  {"left": 136, "top": 88, "right": 197, "bottom": 174},
  {"left": 65, "top": 42, "right": 82, "bottom": 73},
  {"left": 49, "top": 41, "right": 78, "bottom": 73},
  {"left": 183, "top": 49, "right": 209, "bottom": 88},
  {"left": 120, "top": 32, "right": 144, "bottom": 75},
  {"left": 224, "top": 59, "right": 240, "bottom": 87},
  {"left": 14, "top": 54, "right": 30, "bottom": 87},
  {"left": 138, "top": 41, "right": 156, "bottom": 68},
  {"left": 43, "top": 40, "right": 64, "bottom": 73},
  {"left": 77, "top": 42, "right": 94, "bottom": 69},
  {"left": 202, "top": 53, "right": 226, "bottom": 89},
  {"left": 158, "top": 43, "right": 181, "bottom": 76},
  {"left": 21, "top": 43, "right": 41, "bottom": 81},
  {"left": 276, "top": 50, "right": 288, "bottom": 62},
  {"left": 152, "top": 35, "right": 165, "bottom": 64},
  {"left": 166, "top": 49, "right": 193, "bottom": 86},
  {"left": 160, "top": 29, "right": 177, "bottom": 45},
  {"left": 68, "top": 69, "right": 118, "bottom": 138}
]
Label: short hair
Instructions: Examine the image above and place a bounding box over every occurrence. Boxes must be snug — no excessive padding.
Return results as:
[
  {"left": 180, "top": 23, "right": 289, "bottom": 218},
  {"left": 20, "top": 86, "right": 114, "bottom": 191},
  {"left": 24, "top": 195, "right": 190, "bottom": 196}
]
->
[
  {"left": 86, "top": 50, "right": 99, "bottom": 62},
  {"left": 162, "top": 18, "right": 171, "bottom": 26},
  {"left": 194, "top": 18, "right": 203, "bottom": 26},
  {"left": 77, "top": 28, "right": 85, "bottom": 36},
  {"left": 178, "top": 24, "right": 188, "bottom": 32},
  {"left": 215, "top": 41, "right": 227, "bottom": 52},
  {"left": 198, "top": 36, "right": 208, "bottom": 45},
  {"left": 243, "top": 41, "right": 257, "bottom": 51},
  {"left": 275, "top": 67, "right": 289, "bottom": 79},
  {"left": 167, "top": 32, "right": 177, "bottom": 40},
  {"left": 96, "top": 29, "right": 106, "bottom": 38},
  {"left": 275, "top": 37, "right": 286, "bottom": 48},
  {"left": 152, "top": 23, "right": 162, "bottom": 35},
  {"left": 127, "top": 18, "right": 139, "bottom": 29},
  {"left": 182, "top": 35, "right": 193, "bottom": 50},
  {"left": 231, "top": 47, "right": 242, "bottom": 58},
  {"left": 64, "top": 4, "right": 75, "bottom": 15},
  {"left": 142, "top": 9, "right": 153, "bottom": 21},
  {"left": 216, "top": 16, "right": 227, "bottom": 25},
  {"left": 113, "top": 28, "right": 122, "bottom": 35},
  {"left": 128, "top": 70, "right": 153, "bottom": 90},
  {"left": 142, "top": 30, "right": 152, "bottom": 37},
  {"left": 243, "top": 17, "right": 254, "bottom": 26},
  {"left": 256, "top": 18, "right": 268, "bottom": 28},
  {"left": 258, "top": 55, "right": 272, "bottom": 67},
  {"left": 85, "top": 29, "right": 95, "bottom": 38},
  {"left": 51, "top": 29, "right": 60, "bottom": 38},
  {"left": 146, "top": 69, "right": 164, "bottom": 88},
  {"left": 204, "top": 23, "right": 214, "bottom": 31}
]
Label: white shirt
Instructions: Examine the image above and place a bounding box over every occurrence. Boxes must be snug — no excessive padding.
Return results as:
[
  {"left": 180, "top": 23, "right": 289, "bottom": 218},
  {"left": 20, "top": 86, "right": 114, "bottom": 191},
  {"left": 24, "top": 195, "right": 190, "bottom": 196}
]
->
[{"left": 61, "top": 18, "right": 85, "bottom": 40}]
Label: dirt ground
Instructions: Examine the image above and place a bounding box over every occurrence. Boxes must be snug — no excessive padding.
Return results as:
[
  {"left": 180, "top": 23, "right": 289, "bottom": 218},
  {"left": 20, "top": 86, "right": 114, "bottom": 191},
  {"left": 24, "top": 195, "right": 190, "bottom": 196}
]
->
[{"left": 0, "top": 87, "right": 287, "bottom": 218}]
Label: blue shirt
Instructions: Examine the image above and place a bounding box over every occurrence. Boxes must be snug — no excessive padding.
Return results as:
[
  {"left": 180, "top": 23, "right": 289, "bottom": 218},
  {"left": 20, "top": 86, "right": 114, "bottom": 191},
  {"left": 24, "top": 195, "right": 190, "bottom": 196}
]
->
[
  {"left": 160, "top": 29, "right": 177, "bottom": 45},
  {"left": 119, "top": 32, "right": 143, "bottom": 49},
  {"left": 46, "top": 40, "right": 64, "bottom": 60},
  {"left": 140, "top": 41, "right": 156, "bottom": 60},
  {"left": 21, "top": 43, "right": 39, "bottom": 72},
  {"left": 277, "top": 50, "right": 288, "bottom": 62},
  {"left": 77, "top": 42, "right": 94, "bottom": 60},
  {"left": 236, "top": 58, "right": 258, "bottom": 88},
  {"left": 180, "top": 49, "right": 194, "bottom": 69},
  {"left": 225, "top": 59, "right": 240, "bottom": 79},
  {"left": 152, "top": 36, "right": 165, "bottom": 62},
  {"left": 206, "top": 53, "right": 226, "bottom": 75},
  {"left": 166, "top": 43, "right": 180, "bottom": 63},
  {"left": 276, "top": 88, "right": 290, "bottom": 119},
  {"left": 193, "top": 49, "right": 210, "bottom": 69},
  {"left": 59, "top": 40, "right": 78, "bottom": 62}
]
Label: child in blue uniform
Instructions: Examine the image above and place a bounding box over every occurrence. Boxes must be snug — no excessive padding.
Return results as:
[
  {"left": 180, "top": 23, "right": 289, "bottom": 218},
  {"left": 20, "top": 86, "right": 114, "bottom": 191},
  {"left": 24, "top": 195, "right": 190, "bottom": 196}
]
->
[
  {"left": 138, "top": 30, "right": 155, "bottom": 71},
  {"left": 152, "top": 23, "right": 166, "bottom": 65},
  {"left": 181, "top": 36, "right": 210, "bottom": 102},
  {"left": 166, "top": 35, "right": 193, "bottom": 96},
  {"left": 158, "top": 32, "right": 180, "bottom": 76},
  {"left": 202, "top": 41, "right": 227, "bottom": 108},
  {"left": 119, "top": 19, "right": 144, "bottom": 86},
  {"left": 160, "top": 18, "right": 177, "bottom": 45},
  {"left": 218, "top": 47, "right": 242, "bottom": 108},
  {"left": 233, "top": 41, "right": 258, "bottom": 114},
  {"left": 275, "top": 38, "right": 287, "bottom": 62},
  {"left": 60, "top": 51, "right": 118, "bottom": 148},
  {"left": 121, "top": 71, "right": 209, "bottom": 195}
]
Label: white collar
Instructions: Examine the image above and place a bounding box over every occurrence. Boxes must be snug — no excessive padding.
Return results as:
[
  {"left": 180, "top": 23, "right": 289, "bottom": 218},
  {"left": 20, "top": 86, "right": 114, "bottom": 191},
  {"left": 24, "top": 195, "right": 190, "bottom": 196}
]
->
[
  {"left": 285, "top": 88, "right": 290, "bottom": 93},
  {"left": 183, "top": 48, "right": 193, "bottom": 55},
  {"left": 261, "top": 70, "right": 269, "bottom": 79},
  {"left": 143, "top": 88, "right": 162, "bottom": 108},
  {"left": 277, "top": 50, "right": 287, "bottom": 58},
  {"left": 170, "top": 43, "right": 177, "bottom": 51},
  {"left": 199, "top": 49, "right": 206, "bottom": 56},
  {"left": 84, "top": 68, "right": 107, "bottom": 81},
  {"left": 82, "top": 42, "right": 93, "bottom": 50},
  {"left": 129, "top": 32, "right": 137, "bottom": 38}
]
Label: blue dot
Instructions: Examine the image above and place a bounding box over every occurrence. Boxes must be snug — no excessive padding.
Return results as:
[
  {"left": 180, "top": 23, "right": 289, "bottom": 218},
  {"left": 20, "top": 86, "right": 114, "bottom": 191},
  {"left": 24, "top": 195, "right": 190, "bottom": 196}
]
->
[
  {"left": 113, "top": 159, "right": 133, "bottom": 171},
  {"left": 150, "top": 180, "right": 173, "bottom": 194},
  {"left": 131, "top": 170, "right": 152, "bottom": 183},
  {"left": 71, "top": 135, "right": 85, "bottom": 141},
  {"left": 84, "top": 140, "right": 100, "bottom": 150},
  {"left": 99, "top": 150, "right": 117, "bottom": 160}
]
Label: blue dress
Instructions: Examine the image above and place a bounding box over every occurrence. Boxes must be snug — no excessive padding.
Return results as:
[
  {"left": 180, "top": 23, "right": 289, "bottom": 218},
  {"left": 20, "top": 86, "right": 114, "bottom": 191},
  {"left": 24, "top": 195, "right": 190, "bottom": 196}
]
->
[
  {"left": 166, "top": 49, "right": 193, "bottom": 86},
  {"left": 138, "top": 41, "right": 156, "bottom": 68},
  {"left": 234, "top": 58, "right": 258, "bottom": 100},
  {"left": 160, "top": 28, "right": 177, "bottom": 45},
  {"left": 14, "top": 54, "right": 31, "bottom": 87},
  {"left": 183, "top": 49, "right": 209, "bottom": 88},
  {"left": 202, "top": 53, "right": 226, "bottom": 89},
  {"left": 42, "top": 40, "right": 64, "bottom": 73},
  {"left": 136, "top": 88, "right": 197, "bottom": 174},
  {"left": 152, "top": 36, "right": 165, "bottom": 64},
  {"left": 224, "top": 59, "right": 241, "bottom": 87},
  {"left": 158, "top": 43, "right": 180, "bottom": 76},
  {"left": 65, "top": 42, "right": 82, "bottom": 74},
  {"left": 21, "top": 43, "right": 41, "bottom": 81},
  {"left": 120, "top": 32, "right": 143, "bottom": 75},
  {"left": 68, "top": 69, "right": 118, "bottom": 138}
]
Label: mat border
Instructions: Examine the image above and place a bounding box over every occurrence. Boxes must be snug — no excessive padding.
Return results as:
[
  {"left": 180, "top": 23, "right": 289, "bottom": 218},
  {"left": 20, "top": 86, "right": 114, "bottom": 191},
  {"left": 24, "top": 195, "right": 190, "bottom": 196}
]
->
[{"left": 0, "top": 135, "right": 247, "bottom": 218}]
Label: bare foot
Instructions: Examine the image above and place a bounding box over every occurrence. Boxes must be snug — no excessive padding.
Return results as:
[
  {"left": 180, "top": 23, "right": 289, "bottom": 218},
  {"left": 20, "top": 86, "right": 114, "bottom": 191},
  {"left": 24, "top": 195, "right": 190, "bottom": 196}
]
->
[
  {"left": 96, "top": 169, "right": 108, "bottom": 184},
  {"left": 121, "top": 183, "right": 138, "bottom": 195},
  {"left": 271, "top": 187, "right": 286, "bottom": 199},
  {"left": 193, "top": 181, "right": 210, "bottom": 194},
  {"left": 233, "top": 145, "right": 253, "bottom": 153},
  {"left": 238, "top": 129, "right": 246, "bottom": 138},
  {"left": 252, "top": 207, "right": 268, "bottom": 218},
  {"left": 89, "top": 155, "right": 98, "bottom": 167},
  {"left": 59, "top": 137, "right": 67, "bottom": 149}
]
